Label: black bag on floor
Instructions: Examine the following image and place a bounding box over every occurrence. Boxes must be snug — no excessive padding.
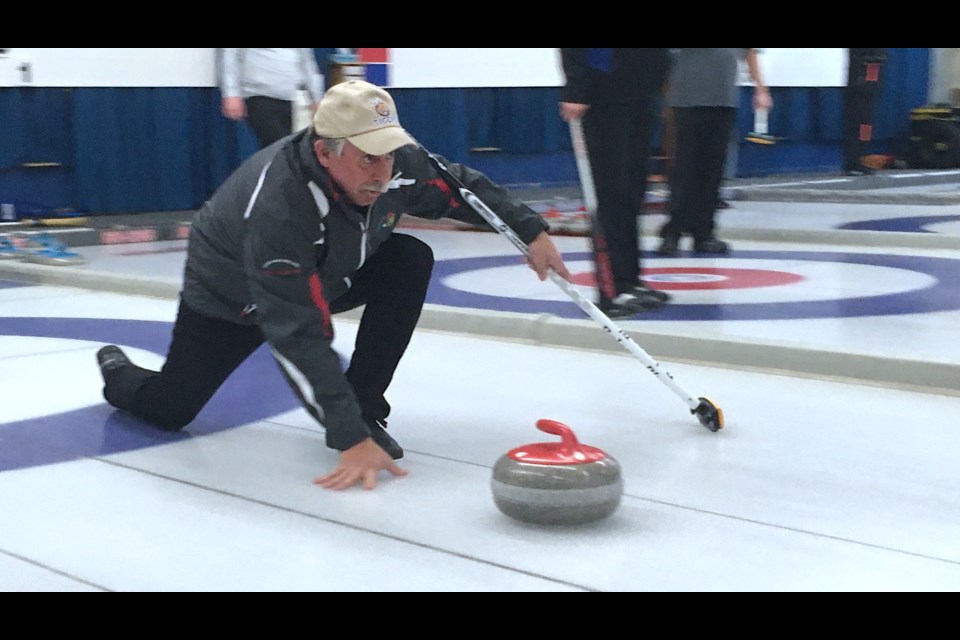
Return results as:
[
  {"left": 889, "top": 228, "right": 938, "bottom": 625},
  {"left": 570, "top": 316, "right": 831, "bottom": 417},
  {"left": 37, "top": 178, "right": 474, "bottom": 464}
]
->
[{"left": 907, "top": 104, "right": 960, "bottom": 169}]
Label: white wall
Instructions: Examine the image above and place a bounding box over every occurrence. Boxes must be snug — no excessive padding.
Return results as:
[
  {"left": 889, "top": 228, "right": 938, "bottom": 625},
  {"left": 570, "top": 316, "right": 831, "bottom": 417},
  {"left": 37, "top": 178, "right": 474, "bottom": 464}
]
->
[
  {"left": 0, "top": 47, "right": 847, "bottom": 89},
  {"left": 387, "top": 48, "right": 847, "bottom": 89},
  {"left": 389, "top": 48, "right": 565, "bottom": 88},
  {"left": 929, "top": 48, "right": 960, "bottom": 105},
  {"left": 758, "top": 48, "right": 846, "bottom": 87},
  {"left": 0, "top": 48, "right": 216, "bottom": 87}
]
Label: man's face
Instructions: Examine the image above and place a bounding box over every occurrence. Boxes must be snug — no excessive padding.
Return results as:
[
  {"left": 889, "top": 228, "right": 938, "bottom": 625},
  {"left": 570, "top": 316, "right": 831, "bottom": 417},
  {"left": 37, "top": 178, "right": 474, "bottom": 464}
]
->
[{"left": 315, "top": 139, "right": 396, "bottom": 208}]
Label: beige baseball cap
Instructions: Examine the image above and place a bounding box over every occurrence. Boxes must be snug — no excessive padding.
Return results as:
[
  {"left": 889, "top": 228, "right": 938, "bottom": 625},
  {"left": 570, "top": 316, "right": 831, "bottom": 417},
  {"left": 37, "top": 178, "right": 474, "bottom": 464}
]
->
[{"left": 312, "top": 80, "right": 416, "bottom": 155}]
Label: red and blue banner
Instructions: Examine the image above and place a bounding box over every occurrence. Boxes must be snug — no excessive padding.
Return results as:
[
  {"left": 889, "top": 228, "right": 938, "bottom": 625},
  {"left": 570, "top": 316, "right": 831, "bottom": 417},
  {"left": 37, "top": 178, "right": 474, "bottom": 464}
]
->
[{"left": 358, "top": 48, "right": 390, "bottom": 87}]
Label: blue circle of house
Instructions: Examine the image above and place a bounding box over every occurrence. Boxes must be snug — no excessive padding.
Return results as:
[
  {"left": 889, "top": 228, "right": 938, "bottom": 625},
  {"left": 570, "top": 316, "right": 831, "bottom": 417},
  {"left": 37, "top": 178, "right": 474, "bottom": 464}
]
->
[
  {"left": 427, "top": 250, "right": 960, "bottom": 321},
  {"left": 838, "top": 215, "right": 960, "bottom": 233},
  {"left": 0, "top": 316, "right": 326, "bottom": 472}
]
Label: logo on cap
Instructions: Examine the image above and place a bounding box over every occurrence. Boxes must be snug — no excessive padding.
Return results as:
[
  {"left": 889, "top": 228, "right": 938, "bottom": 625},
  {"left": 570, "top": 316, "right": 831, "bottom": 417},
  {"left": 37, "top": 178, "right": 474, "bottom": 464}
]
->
[{"left": 370, "top": 98, "right": 397, "bottom": 126}]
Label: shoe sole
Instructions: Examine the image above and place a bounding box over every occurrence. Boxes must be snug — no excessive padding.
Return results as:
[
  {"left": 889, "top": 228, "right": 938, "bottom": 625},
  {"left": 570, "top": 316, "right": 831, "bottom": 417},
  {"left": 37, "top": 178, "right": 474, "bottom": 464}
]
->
[
  {"left": 602, "top": 301, "right": 667, "bottom": 318},
  {"left": 657, "top": 241, "right": 680, "bottom": 256},
  {"left": 640, "top": 290, "right": 671, "bottom": 303}
]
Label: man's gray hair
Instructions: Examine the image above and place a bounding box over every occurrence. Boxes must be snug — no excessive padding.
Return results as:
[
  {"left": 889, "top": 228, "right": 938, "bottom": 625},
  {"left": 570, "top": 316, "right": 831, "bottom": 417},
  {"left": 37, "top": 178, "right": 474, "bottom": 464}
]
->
[{"left": 318, "top": 136, "right": 346, "bottom": 156}]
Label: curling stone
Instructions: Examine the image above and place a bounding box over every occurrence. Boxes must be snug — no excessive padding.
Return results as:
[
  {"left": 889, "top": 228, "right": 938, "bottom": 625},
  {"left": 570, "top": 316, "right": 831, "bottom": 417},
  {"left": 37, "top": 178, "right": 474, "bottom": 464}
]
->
[{"left": 491, "top": 419, "right": 622, "bottom": 526}]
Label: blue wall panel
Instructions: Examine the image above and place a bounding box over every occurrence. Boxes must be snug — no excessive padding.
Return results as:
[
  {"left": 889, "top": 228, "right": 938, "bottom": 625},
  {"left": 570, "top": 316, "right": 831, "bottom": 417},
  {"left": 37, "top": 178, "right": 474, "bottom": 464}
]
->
[{"left": 0, "top": 48, "right": 934, "bottom": 215}]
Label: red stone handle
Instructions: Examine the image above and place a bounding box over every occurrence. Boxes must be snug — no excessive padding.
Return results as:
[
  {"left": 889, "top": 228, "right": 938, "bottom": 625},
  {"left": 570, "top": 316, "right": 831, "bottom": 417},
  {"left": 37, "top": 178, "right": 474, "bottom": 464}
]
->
[{"left": 536, "top": 419, "right": 580, "bottom": 454}]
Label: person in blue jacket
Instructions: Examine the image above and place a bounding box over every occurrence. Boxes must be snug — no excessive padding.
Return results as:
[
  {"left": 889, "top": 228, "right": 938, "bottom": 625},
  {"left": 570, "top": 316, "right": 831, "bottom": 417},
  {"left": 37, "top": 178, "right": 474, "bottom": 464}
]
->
[{"left": 559, "top": 48, "right": 673, "bottom": 317}]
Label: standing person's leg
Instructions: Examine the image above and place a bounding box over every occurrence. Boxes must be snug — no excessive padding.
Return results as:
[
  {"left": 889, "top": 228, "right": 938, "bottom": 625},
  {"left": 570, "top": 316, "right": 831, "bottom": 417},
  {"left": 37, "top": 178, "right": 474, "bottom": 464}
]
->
[
  {"left": 690, "top": 108, "right": 736, "bottom": 252},
  {"left": 619, "top": 99, "right": 656, "bottom": 287},
  {"left": 329, "top": 233, "right": 434, "bottom": 427},
  {"left": 625, "top": 96, "right": 670, "bottom": 302},
  {"left": 857, "top": 60, "right": 884, "bottom": 168},
  {"left": 718, "top": 121, "right": 739, "bottom": 208},
  {"left": 98, "top": 301, "right": 266, "bottom": 431},
  {"left": 583, "top": 104, "right": 641, "bottom": 309},
  {"left": 244, "top": 96, "right": 294, "bottom": 148},
  {"left": 660, "top": 107, "right": 698, "bottom": 253},
  {"left": 842, "top": 60, "right": 869, "bottom": 173},
  {"left": 725, "top": 124, "right": 739, "bottom": 181}
]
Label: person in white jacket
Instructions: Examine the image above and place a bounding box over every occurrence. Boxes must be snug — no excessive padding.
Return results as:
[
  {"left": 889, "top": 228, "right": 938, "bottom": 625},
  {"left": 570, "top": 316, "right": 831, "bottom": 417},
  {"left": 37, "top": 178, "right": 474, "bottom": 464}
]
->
[{"left": 218, "top": 48, "right": 325, "bottom": 147}]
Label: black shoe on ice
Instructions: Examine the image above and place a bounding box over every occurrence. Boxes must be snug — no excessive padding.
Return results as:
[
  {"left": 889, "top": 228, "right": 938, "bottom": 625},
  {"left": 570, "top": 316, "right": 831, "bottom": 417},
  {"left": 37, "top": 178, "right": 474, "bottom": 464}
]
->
[{"left": 97, "top": 345, "right": 131, "bottom": 380}]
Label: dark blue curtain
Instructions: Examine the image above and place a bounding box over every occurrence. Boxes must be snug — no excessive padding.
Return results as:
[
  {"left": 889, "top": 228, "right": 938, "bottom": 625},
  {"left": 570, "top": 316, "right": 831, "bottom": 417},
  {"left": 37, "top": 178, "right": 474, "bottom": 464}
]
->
[
  {"left": 391, "top": 86, "right": 569, "bottom": 160},
  {"left": 0, "top": 89, "right": 23, "bottom": 170},
  {"left": 0, "top": 48, "right": 938, "bottom": 214},
  {"left": 0, "top": 88, "right": 72, "bottom": 169},
  {"left": 390, "top": 88, "right": 469, "bottom": 160},
  {"left": 0, "top": 87, "right": 75, "bottom": 211},
  {"left": 71, "top": 87, "right": 255, "bottom": 213}
]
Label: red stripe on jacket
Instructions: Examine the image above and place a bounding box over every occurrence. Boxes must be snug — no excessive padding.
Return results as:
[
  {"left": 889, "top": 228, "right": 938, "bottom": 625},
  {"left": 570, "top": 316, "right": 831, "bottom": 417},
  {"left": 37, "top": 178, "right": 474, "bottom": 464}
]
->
[{"left": 308, "top": 273, "right": 333, "bottom": 338}]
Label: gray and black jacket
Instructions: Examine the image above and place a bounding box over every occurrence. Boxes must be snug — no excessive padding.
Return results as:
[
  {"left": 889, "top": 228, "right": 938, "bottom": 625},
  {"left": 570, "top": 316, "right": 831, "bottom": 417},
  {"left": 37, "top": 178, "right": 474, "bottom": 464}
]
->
[{"left": 181, "top": 128, "right": 548, "bottom": 451}]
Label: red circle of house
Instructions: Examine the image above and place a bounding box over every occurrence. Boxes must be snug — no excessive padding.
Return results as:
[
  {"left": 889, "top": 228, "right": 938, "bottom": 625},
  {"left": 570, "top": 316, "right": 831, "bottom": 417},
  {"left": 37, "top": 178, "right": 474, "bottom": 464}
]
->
[{"left": 570, "top": 267, "right": 805, "bottom": 291}]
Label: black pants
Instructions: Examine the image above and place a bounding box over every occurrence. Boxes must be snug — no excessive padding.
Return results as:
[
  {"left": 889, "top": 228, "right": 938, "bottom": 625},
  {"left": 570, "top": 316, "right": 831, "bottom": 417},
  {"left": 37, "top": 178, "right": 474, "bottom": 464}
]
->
[
  {"left": 582, "top": 98, "right": 658, "bottom": 304},
  {"left": 245, "top": 96, "right": 294, "bottom": 148},
  {"left": 842, "top": 58, "right": 885, "bottom": 170},
  {"left": 103, "top": 234, "right": 434, "bottom": 431},
  {"left": 661, "top": 107, "right": 736, "bottom": 242}
]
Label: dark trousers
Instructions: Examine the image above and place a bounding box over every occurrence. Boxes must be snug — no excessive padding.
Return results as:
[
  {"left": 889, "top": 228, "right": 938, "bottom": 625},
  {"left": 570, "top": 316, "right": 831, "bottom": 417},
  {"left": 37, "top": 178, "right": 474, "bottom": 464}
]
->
[
  {"left": 245, "top": 96, "right": 294, "bottom": 148},
  {"left": 842, "top": 58, "right": 885, "bottom": 170},
  {"left": 103, "top": 233, "right": 434, "bottom": 431},
  {"left": 661, "top": 107, "right": 736, "bottom": 241},
  {"left": 582, "top": 98, "right": 658, "bottom": 304}
]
